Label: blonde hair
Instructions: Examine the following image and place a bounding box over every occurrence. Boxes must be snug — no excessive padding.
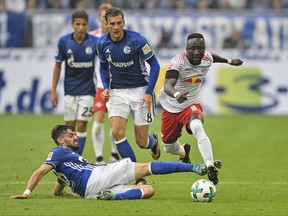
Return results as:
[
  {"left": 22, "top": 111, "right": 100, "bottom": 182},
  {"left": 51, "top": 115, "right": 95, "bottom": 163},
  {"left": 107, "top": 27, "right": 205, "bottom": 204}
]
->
[{"left": 98, "top": 3, "right": 113, "bottom": 14}]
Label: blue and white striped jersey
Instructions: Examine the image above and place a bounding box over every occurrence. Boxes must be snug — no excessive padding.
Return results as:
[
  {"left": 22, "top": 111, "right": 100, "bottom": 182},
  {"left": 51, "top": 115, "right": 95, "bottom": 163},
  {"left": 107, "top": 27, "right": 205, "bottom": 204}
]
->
[
  {"left": 97, "top": 30, "right": 154, "bottom": 89},
  {"left": 55, "top": 33, "right": 98, "bottom": 96},
  {"left": 44, "top": 146, "right": 97, "bottom": 197}
]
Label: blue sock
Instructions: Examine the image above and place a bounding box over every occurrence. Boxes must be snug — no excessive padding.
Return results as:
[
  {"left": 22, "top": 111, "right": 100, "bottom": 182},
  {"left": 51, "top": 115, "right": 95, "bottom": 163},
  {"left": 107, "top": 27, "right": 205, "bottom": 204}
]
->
[
  {"left": 150, "top": 161, "right": 194, "bottom": 174},
  {"left": 146, "top": 134, "right": 155, "bottom": 149},
  {"left": 75, "top": 135, "right": 86, "bottom": 155},
  {"left": 114, "top": 189, "right": 143, "bottom": 200},
  {"left": 116, "top": 138, "right": 137, "bottom": 162}
]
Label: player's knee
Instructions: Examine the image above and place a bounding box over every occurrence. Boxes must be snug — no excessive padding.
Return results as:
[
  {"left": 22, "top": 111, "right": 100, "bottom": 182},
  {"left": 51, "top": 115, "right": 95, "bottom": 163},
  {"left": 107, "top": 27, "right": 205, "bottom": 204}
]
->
[
  {"left": 141, "top": 185, "right": 155, "bottom": 199},
  {"left": 111, "top": 128, "right": 125, "bottom": 140}
]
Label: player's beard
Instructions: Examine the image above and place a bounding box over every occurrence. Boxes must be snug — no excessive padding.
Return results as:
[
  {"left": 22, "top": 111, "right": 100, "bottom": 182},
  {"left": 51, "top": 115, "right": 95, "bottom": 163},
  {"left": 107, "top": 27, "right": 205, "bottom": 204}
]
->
[{"left": 70, "top": 143, "right": 80, "bottom": 151}]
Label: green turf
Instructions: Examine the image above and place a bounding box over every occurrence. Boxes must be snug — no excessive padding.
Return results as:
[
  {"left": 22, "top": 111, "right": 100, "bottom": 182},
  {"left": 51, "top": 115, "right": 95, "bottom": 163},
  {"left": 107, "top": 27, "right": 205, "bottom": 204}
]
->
[{"left": 1, "top": 114, "right": 288, "bottom": 216}]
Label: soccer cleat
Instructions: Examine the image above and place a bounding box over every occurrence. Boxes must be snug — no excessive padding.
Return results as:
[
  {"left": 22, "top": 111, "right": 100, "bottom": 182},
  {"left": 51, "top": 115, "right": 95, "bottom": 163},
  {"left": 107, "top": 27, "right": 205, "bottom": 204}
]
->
[
  {"left": 134, "top": 178, "right": 148, "bottom": 185},
  {"left": 179, "top": 143, "right": 191, "bottom": 164},
  {"left": 96, "top": 156, "right": 104, "bottom": 163},
  {"left": 151, "top": 133, "right": 161, "bottom": 160},
  {"left": 110, "top": 153, "right": 120, "bottom": 161},
  {"left": 192, "top": 163, "right": 207, "bottom": 176},
  {"left": 96, "top": 190, "right": 115, "bottom": 200},
  {"left": 200, "top": 160, "right": 222, "bottom": 169},
  {"left": 207, "top": 165, "right": 219, "bottom": 185},
  {"left": 213, "top": 160, "right": 222, "bottom": 169}
]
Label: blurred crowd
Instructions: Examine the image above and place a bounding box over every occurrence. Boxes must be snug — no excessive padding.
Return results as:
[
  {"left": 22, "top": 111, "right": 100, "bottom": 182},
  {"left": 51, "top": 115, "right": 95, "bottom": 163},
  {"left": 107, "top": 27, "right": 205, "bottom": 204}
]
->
[{"left": 1, "top": 0, "right": 288, "bottom": 12}]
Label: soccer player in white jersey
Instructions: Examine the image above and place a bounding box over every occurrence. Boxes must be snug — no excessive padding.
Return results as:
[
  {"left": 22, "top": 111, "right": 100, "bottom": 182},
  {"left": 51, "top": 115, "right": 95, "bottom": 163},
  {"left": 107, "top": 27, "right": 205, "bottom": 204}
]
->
[
  {"left": 51, "top": 10, "right": 97, "bottom": 156},
  {"left": 10, "top": 125, "right": 207, "bottom": 200},
  {"left": 89, "top": 3, "right": 120, "bottom": 163},
  {"left": 158, "top": 33, "right": 243, "bottom": 185},
  {"left": 97, "top": 8, "right": 161, "bottom": 184}
]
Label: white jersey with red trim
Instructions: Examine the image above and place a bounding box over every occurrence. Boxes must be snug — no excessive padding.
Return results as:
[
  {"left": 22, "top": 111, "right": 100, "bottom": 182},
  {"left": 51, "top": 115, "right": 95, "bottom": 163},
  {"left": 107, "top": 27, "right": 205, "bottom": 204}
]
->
[
  {"left": 89, "top": 28, "right": 103, "bottom": 89},
  {"left": 158, "top": 51, "right": 213, "bottom": 113}
]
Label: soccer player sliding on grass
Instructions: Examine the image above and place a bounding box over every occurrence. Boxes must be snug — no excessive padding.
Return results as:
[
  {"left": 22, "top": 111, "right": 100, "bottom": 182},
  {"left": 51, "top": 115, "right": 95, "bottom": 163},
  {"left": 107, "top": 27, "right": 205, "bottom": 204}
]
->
[{"left": 10, "top": 125, "right": 209, "bottom": 200}]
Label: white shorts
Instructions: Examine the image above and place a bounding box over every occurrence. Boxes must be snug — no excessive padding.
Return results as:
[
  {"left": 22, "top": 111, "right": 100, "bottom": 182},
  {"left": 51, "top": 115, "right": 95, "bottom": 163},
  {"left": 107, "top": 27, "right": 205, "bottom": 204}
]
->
[
  {"left": 85, "top": 158, "right": 135, "bottom": 199},
  {"left": 64, "top": 95, "right": 94, "bottom": 121},
  {"left": 106, "top": 87, "right": 156, "bottom": 126}
]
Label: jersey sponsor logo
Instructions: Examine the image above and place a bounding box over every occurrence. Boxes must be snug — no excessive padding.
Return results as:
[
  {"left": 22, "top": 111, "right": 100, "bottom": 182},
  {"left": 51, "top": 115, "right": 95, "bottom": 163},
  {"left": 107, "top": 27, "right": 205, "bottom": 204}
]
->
[
  {"left": 47, "top": 152, "right": 53, "bottom": 160},
  {"left": 184, "top": 77, "right": 202, "bottom": 84},
  {"left": 123, "top": 46, "right": 131, "bottom": 54},
  {"left": 67, "top": 55, "right": 93, "bottom": 68},
  {"left": 142, "top": 44, "right": 151, "bottom": 55},
  {"left": 111, "top": 60, "right": 134, "bottom": 67}
]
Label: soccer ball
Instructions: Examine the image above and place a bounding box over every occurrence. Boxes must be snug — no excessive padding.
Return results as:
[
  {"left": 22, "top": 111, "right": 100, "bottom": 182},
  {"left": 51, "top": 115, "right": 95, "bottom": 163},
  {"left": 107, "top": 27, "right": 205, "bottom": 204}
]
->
[{"left": 191, "top": 179, "right": 216, "bottom": 202}]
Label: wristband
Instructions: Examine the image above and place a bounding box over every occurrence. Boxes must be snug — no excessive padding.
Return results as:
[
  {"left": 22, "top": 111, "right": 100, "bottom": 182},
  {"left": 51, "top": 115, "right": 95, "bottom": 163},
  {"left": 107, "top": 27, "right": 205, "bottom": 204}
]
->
[
  {"left": 227, "top": 59, "right": 232, "bottom": 64},
  {"left": 23, "top": 189, "right": 31, "bottom": 196},
  {"left": 173, "top": 92, "right": 180, "bottom": 98}
]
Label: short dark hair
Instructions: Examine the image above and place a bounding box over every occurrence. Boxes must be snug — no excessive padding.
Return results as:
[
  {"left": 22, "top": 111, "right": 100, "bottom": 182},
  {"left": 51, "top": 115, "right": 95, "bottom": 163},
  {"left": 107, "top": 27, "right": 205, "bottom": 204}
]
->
[
  {"left": 51, "top": 125, "right": 75, "bottom": 145},
  {"left": 72, "top": 10, "right": 88, "bottom": 22},
  {"left": 187, "top": 33, "right": 204, "bottom": 41},
  {"left": 104, "top": 7, "right": 124, "bottom": 22}
]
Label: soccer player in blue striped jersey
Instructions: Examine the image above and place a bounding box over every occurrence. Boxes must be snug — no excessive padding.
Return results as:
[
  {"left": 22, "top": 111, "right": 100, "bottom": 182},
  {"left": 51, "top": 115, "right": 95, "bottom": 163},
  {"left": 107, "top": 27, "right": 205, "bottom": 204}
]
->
[
  {"left": 10, "top": 125, "right": 207, "bottom": 200},
  {"left": 51, "top": 10, "right": 98, "bottom": 156},
  {"left": 97, "top": 7, "right": 161, "bottom": 184}
]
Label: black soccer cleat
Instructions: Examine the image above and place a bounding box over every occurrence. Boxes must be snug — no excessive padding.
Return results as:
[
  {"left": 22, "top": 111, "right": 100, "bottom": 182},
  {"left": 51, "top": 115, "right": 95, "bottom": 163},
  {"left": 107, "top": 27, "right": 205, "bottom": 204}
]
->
[
  {"left": 179, "top": 143, "right": 191, "bottom": 164},
  {"left": 134, "top": 178, "right": 148, "bottom": 185},
  {"left": 96, "top": 156, "right": 104, "bottom": 163},
  {"left": 207, "top": 165, "right": 219, "bottom": 185},
  {"left": 110, "top": 153, "right": 120, "bottom": 161},
  {"left": 151, "top": 133, "right": 161, "bottom": 160},
  {"left": 214, "top": 160, "right": 222, "bottom": 169}
]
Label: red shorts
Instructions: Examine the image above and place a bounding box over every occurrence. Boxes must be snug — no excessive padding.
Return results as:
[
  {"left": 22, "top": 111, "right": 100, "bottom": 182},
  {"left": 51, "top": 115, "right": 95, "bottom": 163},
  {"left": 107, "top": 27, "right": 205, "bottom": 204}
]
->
[
  {"left": 161, "top": 104, "right": 204, "bottom": 143},
  {"left": 93, "top": 88, "right": 107, "bottom": 112}
]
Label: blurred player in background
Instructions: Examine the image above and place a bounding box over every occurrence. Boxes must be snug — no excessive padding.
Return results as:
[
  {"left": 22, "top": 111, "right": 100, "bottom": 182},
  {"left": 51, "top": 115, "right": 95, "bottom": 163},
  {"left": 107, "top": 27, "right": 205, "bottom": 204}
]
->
[
  {"left": 10, "top": 124, "right": 207, "bottom": 200},
  {"left": 51, "top": 10, "right": 97, "bottom": 155},
  {"left": 158, "top": 33, "right": 243, "bottom": 185},
  {"left": 89, "top": 3, "right": 120, "bottom": 163},
  {"left": 97, "top": 7, "right": 161, "bottom": 184}
]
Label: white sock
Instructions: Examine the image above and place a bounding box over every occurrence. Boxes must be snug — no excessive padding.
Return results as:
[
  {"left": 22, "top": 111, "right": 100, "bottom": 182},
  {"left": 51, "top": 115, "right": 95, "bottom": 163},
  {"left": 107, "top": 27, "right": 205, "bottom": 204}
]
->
[
  {"left": 110, "top": 128, "right": 118, "bottom": 154},
  {"left": 190, "top": 119, "right": 214, "bottom": 166},
  {"left": 163, "top": 140, "right": 182, "bottom": 155},
  {"left": 92, "top": 121, "right": 104, "bottom": 158}
]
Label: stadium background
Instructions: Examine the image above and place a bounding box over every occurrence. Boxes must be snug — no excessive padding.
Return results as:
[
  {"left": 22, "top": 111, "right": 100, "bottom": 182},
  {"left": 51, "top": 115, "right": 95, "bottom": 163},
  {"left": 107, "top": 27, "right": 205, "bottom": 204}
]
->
[
  {"left": 1, "top": 2, "right": 288, "bottom": 215},
  {"left": 1, "top": 0, "right": 288, "bottom": 115}
]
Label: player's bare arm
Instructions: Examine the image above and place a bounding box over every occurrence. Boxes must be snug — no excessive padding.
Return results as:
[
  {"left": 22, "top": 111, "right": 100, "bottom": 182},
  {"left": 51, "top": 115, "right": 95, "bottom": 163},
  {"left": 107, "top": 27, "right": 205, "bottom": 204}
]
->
[
  {"left": 53, "top": 182, "right": 78, "bottom": 197},
  {"left": 51, "top": 61, "right": 62, "bottom": 108},
  {"left": 10, "top": 164, "right": 53, "bottom": 199},
  {"left": 143, "top": 94, "right": 152, "bottom": 112},
  {"left": 211, "top": 53, "right": 244, "bottom": 66},
  {"left": 164, "top": 70, "right": 188, "bottom": 103}
]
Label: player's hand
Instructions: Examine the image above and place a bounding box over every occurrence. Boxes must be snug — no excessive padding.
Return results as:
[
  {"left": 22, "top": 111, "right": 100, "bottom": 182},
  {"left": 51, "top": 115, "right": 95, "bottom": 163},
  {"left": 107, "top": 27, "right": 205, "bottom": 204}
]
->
[
  {"left": 175, "top": 90, "right": 188, "bottom": 103},
  {"left": 101, "top": 89, "right": 110, "bottom": 102},
  {"left": 143, "top": 94, "right": 152, "bottom": 113},
  {"left": 10, "top": 194, "right": 29, "bottom": 199},
  {"left": 51, "top": 92, "right": 58, "bottom": 108},
  {"left": 231, "top": 59, "right": 244, "bottom": 66}
]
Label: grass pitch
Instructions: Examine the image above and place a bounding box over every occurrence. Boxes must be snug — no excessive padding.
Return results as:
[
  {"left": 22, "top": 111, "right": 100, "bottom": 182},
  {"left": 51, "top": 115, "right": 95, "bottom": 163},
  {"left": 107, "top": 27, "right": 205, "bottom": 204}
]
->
[{"left": 0, "top": 114, "right": 288, "bottom": 216}]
